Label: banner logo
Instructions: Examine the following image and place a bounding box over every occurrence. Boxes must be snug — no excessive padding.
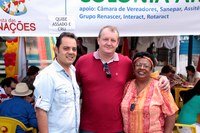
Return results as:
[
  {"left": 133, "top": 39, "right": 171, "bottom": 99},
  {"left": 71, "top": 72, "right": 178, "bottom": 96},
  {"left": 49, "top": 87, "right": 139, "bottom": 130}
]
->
[{"left": 0, "top": 0, "right": 27, "bottom": 16}]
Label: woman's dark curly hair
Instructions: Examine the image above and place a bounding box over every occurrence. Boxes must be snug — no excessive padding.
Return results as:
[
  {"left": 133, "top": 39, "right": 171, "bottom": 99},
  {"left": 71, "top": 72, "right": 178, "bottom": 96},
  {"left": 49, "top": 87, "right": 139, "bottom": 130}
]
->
[{"left": 132, "top": 52, "right": 155, "bottom": 67}]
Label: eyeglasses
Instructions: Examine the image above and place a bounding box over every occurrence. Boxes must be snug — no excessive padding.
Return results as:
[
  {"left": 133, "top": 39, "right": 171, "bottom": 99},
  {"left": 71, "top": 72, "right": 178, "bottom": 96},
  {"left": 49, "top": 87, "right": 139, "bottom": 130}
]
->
[
  {"left": 135, "top": 63, "right": 151, "bottom": 69},
  {"left": 10, "top": 87, "right": 15, "bottom": 90},
  {"left": 103, "top": 63, "right": 111, "bottom": 78}
]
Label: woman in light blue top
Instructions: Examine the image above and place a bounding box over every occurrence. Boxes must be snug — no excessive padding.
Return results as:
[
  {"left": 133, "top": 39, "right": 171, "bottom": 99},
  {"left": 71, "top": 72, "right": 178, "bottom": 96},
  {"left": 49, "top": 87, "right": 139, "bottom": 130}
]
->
[{"left": 177, "top": 80, "right": 200, "bottom": 133}]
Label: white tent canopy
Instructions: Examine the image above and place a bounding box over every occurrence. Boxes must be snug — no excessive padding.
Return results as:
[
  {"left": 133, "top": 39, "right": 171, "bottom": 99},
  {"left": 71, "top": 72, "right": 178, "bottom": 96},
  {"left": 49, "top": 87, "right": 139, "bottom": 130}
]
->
[{"left": 0, "top": 1, "right": 200, "bottom": 37}]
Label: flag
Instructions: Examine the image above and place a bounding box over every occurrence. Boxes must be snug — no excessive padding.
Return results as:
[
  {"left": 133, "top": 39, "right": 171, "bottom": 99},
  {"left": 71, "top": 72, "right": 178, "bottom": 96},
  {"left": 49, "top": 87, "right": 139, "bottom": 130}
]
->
[
  {"left": 49, "top": 37, "right": 56, "bottom": 60},
  {"left": 121, "top": 37, "right": 130, "bottom": 57},
  {"left": 17, "top": 37, "right": 27, "bottom": 81},
  {"left": 37, "top": 37, "right": 48, "bottom": 66}
]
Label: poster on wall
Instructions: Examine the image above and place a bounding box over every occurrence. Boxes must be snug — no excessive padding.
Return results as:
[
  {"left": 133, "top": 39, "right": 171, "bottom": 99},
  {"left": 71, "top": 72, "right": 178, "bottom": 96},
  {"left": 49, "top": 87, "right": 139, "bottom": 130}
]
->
[{"left": 0, "top": 0, "right": 200, "bottom": 37}]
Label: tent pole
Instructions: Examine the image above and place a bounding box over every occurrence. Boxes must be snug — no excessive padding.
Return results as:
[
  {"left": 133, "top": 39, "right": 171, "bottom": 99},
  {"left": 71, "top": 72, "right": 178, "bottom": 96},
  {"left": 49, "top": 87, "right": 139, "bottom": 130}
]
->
[{"left": 188, "top": 35, "right": 193, "bottom": 66}]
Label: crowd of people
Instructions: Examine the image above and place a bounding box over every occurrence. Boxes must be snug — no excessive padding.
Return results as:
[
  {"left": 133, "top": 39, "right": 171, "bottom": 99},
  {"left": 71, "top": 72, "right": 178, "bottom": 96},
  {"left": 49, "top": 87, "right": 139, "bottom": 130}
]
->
[
  {"left": 0, "top": 82, "right": 38, "bottom": 133},
  {"left": 0, "top": 66, "right": 39, "bottom": 133},
  {"left": 1, "top": 25, "right": 199, "bottom": 133}
]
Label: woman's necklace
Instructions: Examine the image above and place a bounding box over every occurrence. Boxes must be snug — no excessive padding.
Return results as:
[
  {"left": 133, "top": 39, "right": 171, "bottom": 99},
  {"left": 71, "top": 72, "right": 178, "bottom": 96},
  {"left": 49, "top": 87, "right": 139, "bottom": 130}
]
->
[
  {"left": 135, "top": 79, "right": 151, "bottom": 94},
  {"left": 130, "top": 79, "right": 151, "bottom": 111}
]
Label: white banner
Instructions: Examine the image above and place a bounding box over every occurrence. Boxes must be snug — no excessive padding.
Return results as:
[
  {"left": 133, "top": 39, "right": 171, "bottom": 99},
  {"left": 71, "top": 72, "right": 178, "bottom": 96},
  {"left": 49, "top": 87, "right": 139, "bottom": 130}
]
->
[{"left": 0, "top": 0, "right": 200, "bottom": 37}]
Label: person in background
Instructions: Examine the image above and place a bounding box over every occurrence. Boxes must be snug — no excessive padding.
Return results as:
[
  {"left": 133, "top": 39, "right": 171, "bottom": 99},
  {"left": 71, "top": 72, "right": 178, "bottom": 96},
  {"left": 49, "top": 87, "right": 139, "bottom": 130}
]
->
[
  {"left": 34, "top": 32, "right": 80, "bottom": 133},
  {"left": 0, "top": 83, "right": 38, "bottom": 133},
  {"left": 121, "top": 52, "right": 178, "bottom": 133},
  {"left": 75, "top": 25, "right": 170, "bottom": 133},
  {"left": 161, "top": 64, "right": 185, "bottom": 88},
  {"left": 186, "top": 65, "right": 200, "bottom": 86},
  {"left": 21, "top": 65, "right": 40, "bottom": 91},
  {"left": 0, "top": 77, "right": 18, "bottom": 103},
  {"left": 160, "top": 64, "right": 178, "bottom": 99},
  {"left": 177, "top": 80, "right": 200, "bottom": 133},
  {"left": 74, "top": 37, "right": 88, "bottom": 65},
  {"left": 180, "top": 79, "right": 200, "bottom": 105},
  {"left": 77, "top": 37, "right": 88, "bottom": 55},
  {"left": 161, "top": 64, "right": 177, "bottom": 87}
]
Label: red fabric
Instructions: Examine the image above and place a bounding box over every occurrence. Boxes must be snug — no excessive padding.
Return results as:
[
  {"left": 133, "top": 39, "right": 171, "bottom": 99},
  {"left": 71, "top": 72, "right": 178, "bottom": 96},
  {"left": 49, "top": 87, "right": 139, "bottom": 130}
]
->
[
  {"left": 197, "top": 56, "right": 200, "bottom": 72},
  {"left": 0, "top": 94, "right": 9, "bottom": 104},
  {"left": 4, "top": 53, "right": 17, "bottom": 67},
  {"left": 121, "top": 37, "right": 130, "bottom": 57},
  {"left": 75, "top": 53, "right": 133, "bottom": 132}
]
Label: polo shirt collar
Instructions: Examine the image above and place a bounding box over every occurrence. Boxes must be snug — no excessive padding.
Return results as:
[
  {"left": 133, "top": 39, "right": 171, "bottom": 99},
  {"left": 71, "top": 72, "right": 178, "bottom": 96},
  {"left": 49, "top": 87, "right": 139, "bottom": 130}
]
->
[{"left": 93, "top": 50, "right": 119, "bottom": 63}]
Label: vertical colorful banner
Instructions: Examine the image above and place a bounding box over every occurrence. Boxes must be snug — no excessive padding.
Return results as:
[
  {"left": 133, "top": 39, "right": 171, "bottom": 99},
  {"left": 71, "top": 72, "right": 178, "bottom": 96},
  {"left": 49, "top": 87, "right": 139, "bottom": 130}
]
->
[{"left": 4, "top": 37, "right": 18, "bottom": 78}]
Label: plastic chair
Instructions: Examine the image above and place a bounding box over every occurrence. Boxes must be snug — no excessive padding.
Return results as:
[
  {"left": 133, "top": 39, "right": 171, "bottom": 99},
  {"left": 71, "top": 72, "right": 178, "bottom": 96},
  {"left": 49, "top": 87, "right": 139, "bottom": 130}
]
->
[
  {"left": 173, "top": 123, "right": 196, "bottom": 133},
  {"left": 0, "top": 116, "right": 37, "bottom": 133},
  {"left": 173, "top": 86, "right": 190, "bottom": 108}
]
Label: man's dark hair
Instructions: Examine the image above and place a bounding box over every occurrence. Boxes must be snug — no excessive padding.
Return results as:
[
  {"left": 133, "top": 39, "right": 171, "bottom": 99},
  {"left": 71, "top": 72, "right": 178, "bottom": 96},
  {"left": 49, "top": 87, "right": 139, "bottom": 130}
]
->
[
  {"left": 186, "top": 65, "right": 195, "bottom": 73},
  {"left": 56, "top": 32, "right": 77, "bottom": 48},
  {"left": 0, "top": 77, "right": 18, "bottom": 88},
  {"left": 161, "top": 64, "right": 174, "bottom": 74},
  {"left": 77, "top": 37, "right": 83, "bottom": 42},
  {"left": 27, "top": 65, "right": 40, "bottom": 76}
]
